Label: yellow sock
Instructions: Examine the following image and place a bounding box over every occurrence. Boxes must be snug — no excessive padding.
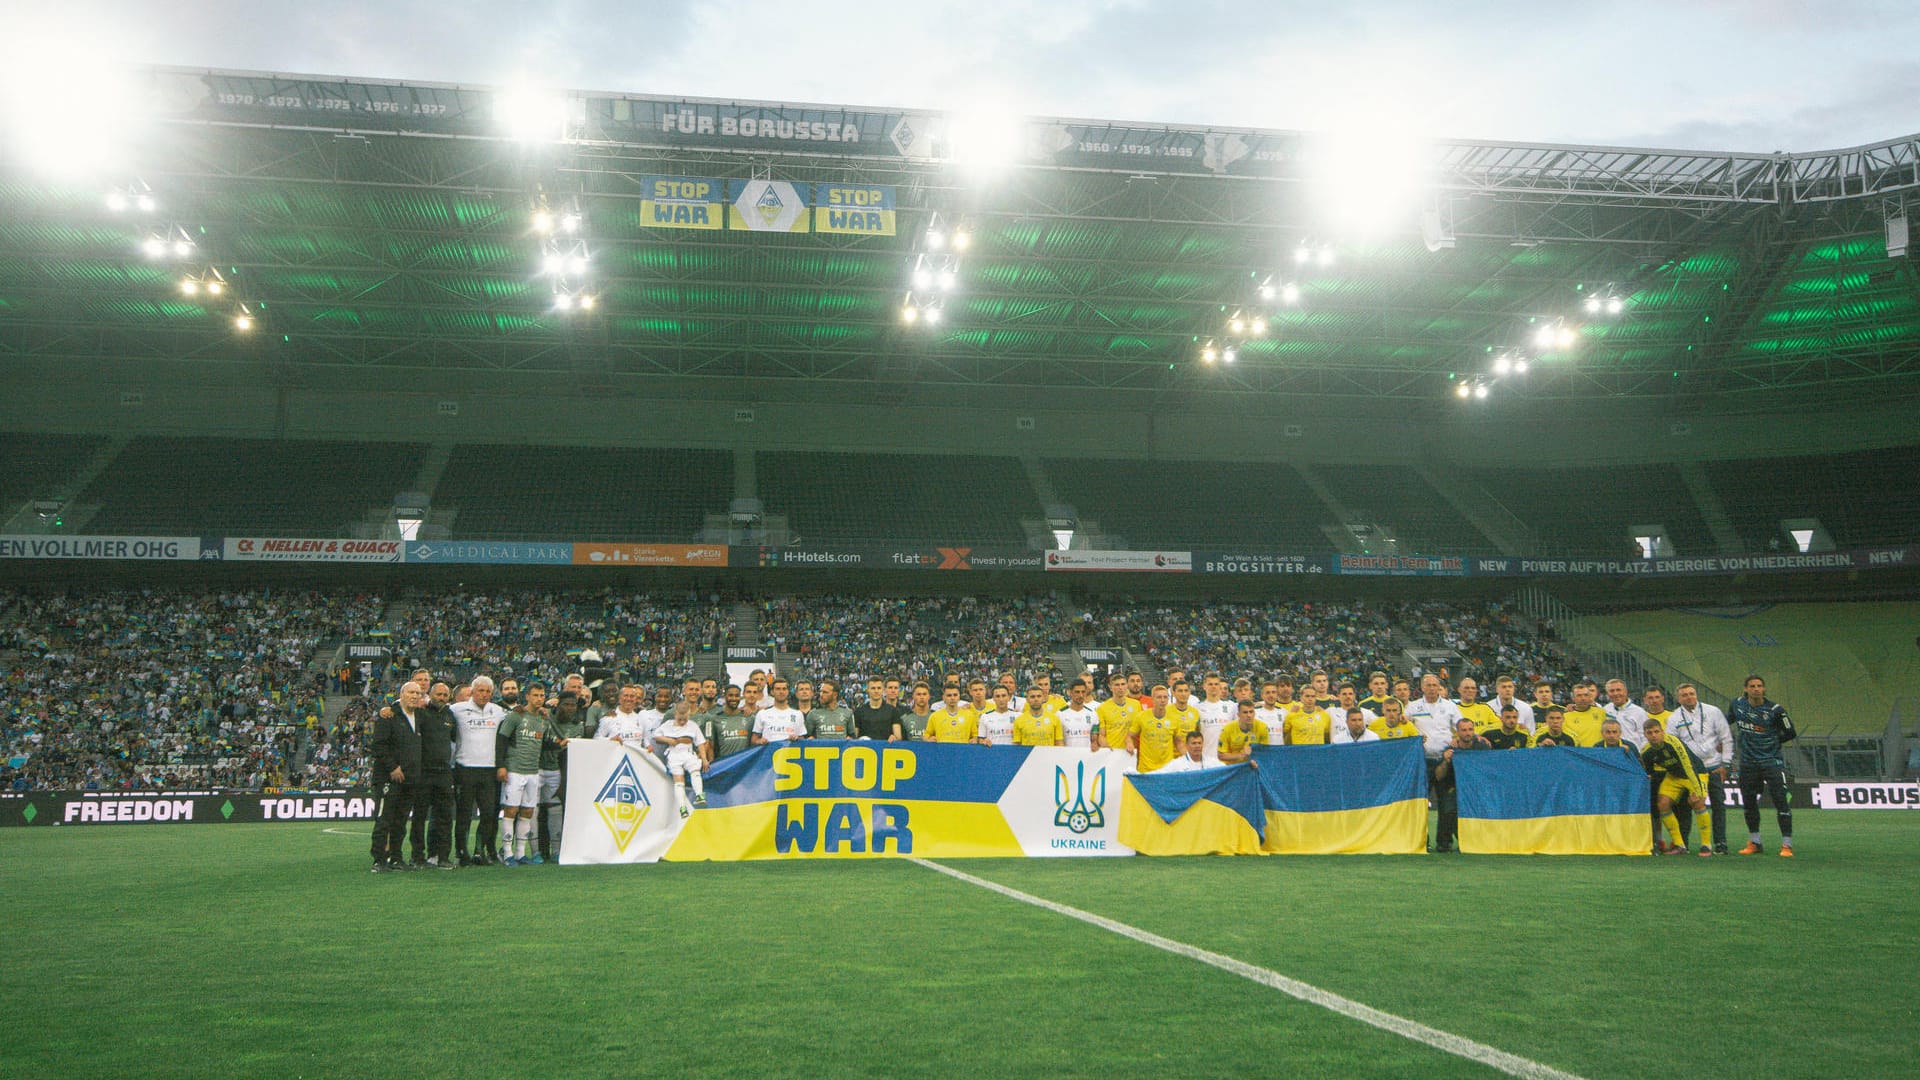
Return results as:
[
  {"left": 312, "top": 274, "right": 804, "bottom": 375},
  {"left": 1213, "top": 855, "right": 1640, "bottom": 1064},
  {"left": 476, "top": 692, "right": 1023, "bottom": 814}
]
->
[
  {"left": 1698, "top": 812, "right": 1713, "bottom": 850},
  {"left": 1661, "top": 813, "right": 1684, "bottom": 847}
]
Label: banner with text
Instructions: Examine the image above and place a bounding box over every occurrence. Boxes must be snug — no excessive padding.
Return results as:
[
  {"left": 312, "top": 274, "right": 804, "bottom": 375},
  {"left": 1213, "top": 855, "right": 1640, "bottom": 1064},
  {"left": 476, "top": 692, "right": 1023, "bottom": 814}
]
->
[
  {"left": 1045, "top": 549, "right": 1192, "bottom": 572},
  {"left": 571, "top": 543, "right": 728, "bottom": 567},
  {"left": 560, "top": 740, "right": 1135, "bottom": 862},
  {"left": 0, "top": 535, "right": 203, "bottom": 561},
  {"left": 406, "top": 540, "right": 574, "bottom": 565},
  {"left": 0, "top": 789, "right": 377, "bottom": 827},
  {"left": 640, "top": 175, "right": 726, "bottom": 229},
  {"left": 812, "top": 183, "right": 896, "bottom": 236},
  {"left": 224, "top": 538, "right": 403, "bottom": 563}
]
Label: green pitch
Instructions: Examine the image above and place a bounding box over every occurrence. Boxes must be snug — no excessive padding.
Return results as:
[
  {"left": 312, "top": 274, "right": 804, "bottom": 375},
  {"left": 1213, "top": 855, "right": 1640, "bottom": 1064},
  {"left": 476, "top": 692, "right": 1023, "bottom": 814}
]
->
[{"left": 4, "top": 814, "right": 1916, "bottom": 1078}]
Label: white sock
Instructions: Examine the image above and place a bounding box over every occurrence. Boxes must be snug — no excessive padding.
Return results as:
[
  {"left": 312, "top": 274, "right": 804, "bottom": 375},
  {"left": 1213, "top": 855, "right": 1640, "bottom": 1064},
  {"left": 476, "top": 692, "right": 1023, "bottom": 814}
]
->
[
  {"left": 515, "top": 816, "right": 533, "bottom": 856},
  {"left": 1781, "top": 836, "right": 1792, "bottom": 849},
  {"left": 690, "top": 770, "right": 705, "bottom": 797},
  {"left": 1749, "top": 831, "right": 1762, "bottom": 844}
]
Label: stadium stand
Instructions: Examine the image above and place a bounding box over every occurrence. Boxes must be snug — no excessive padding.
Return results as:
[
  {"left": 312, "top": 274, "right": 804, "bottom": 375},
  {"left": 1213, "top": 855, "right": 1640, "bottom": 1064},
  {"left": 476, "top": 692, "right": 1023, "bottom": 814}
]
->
[
  {"left": 757, "top": 452, "right": 1039, "bottom": 545},
  {"left": 0, "top": 432, "right": 98, "bottom": 511},
  {"left": 435, "top": 444, "right": 732, "bottom": 541},
  {"left": 390, "top": 589, "right": 733, "bottom": 686},
  {"left": 1705, "top": 444, "right": 1920, "bottom": 551},
  {"left": 765, "top": 595, "right": 1069, "bottom": 686},
  {"left": 1465, "top": 463, "right": 1717, "bottom": 557},
  {"left": 77, "top": 437, "right": 428, "bottom": 537},
  {"left": 1312, "top": 464, "right": 1496, "bottom": 553},
  {"left": 1044, "top": 458, "right": 1329, "bottom": 549}
]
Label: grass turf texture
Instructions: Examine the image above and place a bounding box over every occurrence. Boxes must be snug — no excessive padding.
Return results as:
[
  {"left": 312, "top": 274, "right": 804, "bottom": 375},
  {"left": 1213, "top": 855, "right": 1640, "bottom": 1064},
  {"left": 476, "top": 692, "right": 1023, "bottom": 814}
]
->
[{"left": 3, "top": 814, "right": 1915, "bottom": 1078}]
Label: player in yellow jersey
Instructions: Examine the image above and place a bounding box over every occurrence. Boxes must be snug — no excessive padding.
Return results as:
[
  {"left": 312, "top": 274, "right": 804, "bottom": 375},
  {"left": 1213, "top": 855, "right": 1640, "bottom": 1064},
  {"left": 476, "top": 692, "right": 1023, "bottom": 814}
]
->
[
  {"left": 960, "top": 679, "right": 992, "bottom": 727},
  {"left": 1284, "top": 696, "right": 1333, "bottom": 745},
  {"left": 1558, "top": 680, "right": 1608, "bottom": 747},
  {"left": 1642, "top": 718, "right": 1713, "bottom": 856},
  {"left": 1368, "top": 697, "right": 1422, "bottom": 741},
  {"left": 1029, "top": 673, "right": 1067, "bottom": 715},
  {"left": 1094, "top": 672, "right": 1143, "bottom": 751},
  {"left": 1455, "top": 677, "right": 1502, "bottom": 734},
  {"left": 1131, "top": 684, "right": 1195, "bottom": 773},
  {"left": 1216, "top": 700, "right": 1269, "bottom": 763},
  {"left": 925, "top": 685, "right": 978, "bottom": 744},
  {"left": 1012, "top": 684, "right": 1064, "bottom": 747}
]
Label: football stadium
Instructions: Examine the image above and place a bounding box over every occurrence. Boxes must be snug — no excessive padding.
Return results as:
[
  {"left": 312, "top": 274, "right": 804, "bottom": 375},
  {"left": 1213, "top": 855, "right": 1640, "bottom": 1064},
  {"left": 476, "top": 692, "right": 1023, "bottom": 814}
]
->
[{"left": 4, "top": 20, "right": 1920, "bottom": 1079}]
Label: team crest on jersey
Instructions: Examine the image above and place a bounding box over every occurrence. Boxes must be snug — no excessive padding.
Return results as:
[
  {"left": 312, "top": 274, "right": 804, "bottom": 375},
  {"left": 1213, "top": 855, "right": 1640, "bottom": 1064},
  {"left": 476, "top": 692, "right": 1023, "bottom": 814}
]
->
[
  {"left": 1054, "top": 760, "right": 1106, "bottom": 834},
  {"left": 593, "top": 755, "right": 652, "bottom": 852}
]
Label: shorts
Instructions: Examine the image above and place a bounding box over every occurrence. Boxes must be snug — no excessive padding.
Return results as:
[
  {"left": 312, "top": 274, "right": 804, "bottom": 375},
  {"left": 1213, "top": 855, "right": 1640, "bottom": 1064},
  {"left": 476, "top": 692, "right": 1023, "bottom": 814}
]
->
[
  {"left": 1657, "top": 776, "right": 1702, "bottom": 805},
  {"left": 501, "top": 772, "right": 542, "bottom": 808},
  {"left": 666, "top": 745, "right": 703, "bottom": 776},
  {"left": 539, "top": 769, "right": 562, "bottom": 805}
]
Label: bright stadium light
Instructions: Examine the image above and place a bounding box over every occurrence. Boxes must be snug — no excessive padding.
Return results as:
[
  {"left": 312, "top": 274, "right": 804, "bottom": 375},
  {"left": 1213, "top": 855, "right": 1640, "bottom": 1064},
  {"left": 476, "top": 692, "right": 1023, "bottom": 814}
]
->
[
  {"left": 495, "top": 83, "right": 569, "bottom": 141},
  {"left": 541, "top": 252, "right": 564, "bottom": 275},
  {"left": 234, "top": 312, "right": 253, "bottom": 332},
  {"left": 950, "top": 228, "right": 971, "bottom": 251},
  {"left": 1493, "top": 354, "right": 1512, "bottom": 375},
  {"left": 937, "top": 268, "right": 957, "bottom": 291},
  {"left": 1201, "top": 344, "right": 1218, "bottom": 363},
  {"left": 531, "top": 209, "right": 554, "bottom": 234},
  {"left": 1282, "top": 282, "right": 1300, "bottom": 304},
  {"left": 206, "top": 279, "right": 224, "bottom": 297},
  {"left": 567, "top": 254, "right": 588, "bottom": 276},
  {"left": 1250, "top": 317, "right": 1267, "bottom": 335},
  {"left": 1, "top": 25, "right": 147, "bottom": 178},
  {"left": 1606, "top": 296, "right": 1624, "bottom": 315},
  {"left": 1533, "top": 324, "right": 1556, "bottom": 348},
  {"left": 1557, "top": 326, "right": 1577, "bottom": 349},
  {"left": 141, "top": 237, "right": 166, "bottom": 258},
  {"left": 1584, "top": 294, "right": 1601, "bottom": 314},
  {"left": 578, "top": 294, "right": 596, "bottom": 310},
  {"left": 925, "top": 228, "right": 946, "bottom": 250},
  {"left": 900, "top": 303, "right": 919, "bottom": 324},
  {"left": 179, "top": 279, "right": 198, "bottom": 296},
  {"left": 1259, "top": 281, "right": 1276, "bottom": 300},
  {"left": 1222, "top": 347, "right": 1237, "bottom": 363},
  {"left": 1473, "top": 383, "right": 1489, "bottom": 399},
  {"left": 106, "top": 192, "right": 128, "bottom": 212},
  {"left": 172, "top": 238, "right": 192, "bottom": 258},
  {"left": 911, "top": 266, "right": 932, "bottom": 289},
  {"left": 1514, "top": 358, "right": 1529, "bottom": 374},
  {"left": 553, "top": 293, "right": 574, "bottom": 311},
  {"left": 924, "top": 306, "right": 943, "bottom": 325},
  {"left": 1306, "top": 123, "right": 1434, "bottom": 239},
  {"left": 944, "top": 102, "right": 1023, "bottom": 179},
  {"left": 1454, "top": 382, "right": 1472, "bottom": 399},
  {"left": 1228, "top": 316, "right": 1245, "bottom": 334},
  {"left": 560, "top": 213, "right": 581, "bottom": 234}
]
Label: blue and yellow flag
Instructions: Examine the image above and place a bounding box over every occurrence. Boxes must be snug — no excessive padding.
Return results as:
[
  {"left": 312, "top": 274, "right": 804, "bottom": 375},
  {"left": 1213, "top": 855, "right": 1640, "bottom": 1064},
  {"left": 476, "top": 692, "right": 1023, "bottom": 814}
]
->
[
  {"left": 1251, "top": 739, "right": 1428, "bottom": 854},
  {"left": 640, "top": 175, "right": 725, "bottom": 229},
  {"left": 813, "top": 183, "right": 896, "bottom": 236},
  {"left": 1120, "top": 765, "right": 1265, "bottom": 856},
  {"left": 1454, "top": 747, "right": 1651, "bottom": 855}
]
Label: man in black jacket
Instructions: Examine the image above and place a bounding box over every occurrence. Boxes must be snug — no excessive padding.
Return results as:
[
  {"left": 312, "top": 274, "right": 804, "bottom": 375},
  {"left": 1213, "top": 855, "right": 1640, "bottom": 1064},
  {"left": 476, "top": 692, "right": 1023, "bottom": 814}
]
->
[
  {"left": 412, "top": 682, "right": 460, "bottom": 870},
  {"left": 370, "top": 682, "right": 427, "bottom": 872}
]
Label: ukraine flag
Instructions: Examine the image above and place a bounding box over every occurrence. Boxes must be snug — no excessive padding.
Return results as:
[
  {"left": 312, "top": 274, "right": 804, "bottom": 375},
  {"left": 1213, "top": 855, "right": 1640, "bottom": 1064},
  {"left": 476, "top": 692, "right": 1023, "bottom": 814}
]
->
[
  {"left": 1454, "top": 747, "right": 1652, "bottom": 855},
  {"left": 1120, "top": 765, "right": 1266, "bottom": 855},
  {"left": 1251, "top": 740, "right": 1429, "bottom": 854}
]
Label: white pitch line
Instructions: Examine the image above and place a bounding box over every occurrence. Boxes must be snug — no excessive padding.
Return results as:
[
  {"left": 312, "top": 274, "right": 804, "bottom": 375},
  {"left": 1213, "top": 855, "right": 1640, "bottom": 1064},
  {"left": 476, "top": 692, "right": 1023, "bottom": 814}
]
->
[{"left": 910, "top": 858, "right": 1584, "bottom": 1080}]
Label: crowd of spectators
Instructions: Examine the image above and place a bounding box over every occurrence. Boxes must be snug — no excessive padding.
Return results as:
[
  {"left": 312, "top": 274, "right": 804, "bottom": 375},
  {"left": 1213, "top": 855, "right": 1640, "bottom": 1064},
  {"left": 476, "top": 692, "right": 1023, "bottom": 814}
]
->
[
  {"left": 765, "top": 595, "right": 1068, "bottom": 688},
  {"left": 390, "top": 589, "right": 733, "bottom": 689},
  {"left": 0, "top": 588, "right": 374, "bottom": 792}
]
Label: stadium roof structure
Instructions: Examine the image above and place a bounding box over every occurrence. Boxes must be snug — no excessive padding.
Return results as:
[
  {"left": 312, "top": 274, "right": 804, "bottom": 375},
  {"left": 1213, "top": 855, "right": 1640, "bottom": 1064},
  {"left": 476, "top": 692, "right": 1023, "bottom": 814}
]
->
[{"left": 3, "top": 66, "right": 1920, "bottom": 413}]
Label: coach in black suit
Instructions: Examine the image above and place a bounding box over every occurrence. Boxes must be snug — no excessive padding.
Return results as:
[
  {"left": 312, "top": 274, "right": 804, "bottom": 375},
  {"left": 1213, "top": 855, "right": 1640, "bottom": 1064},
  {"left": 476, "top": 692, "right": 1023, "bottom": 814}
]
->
[
  {"left": 370, "top": 682, "right": 427, "bottom": 871},
  {"left": 412, "top": 683, "right": 460, "bottom": 868}
]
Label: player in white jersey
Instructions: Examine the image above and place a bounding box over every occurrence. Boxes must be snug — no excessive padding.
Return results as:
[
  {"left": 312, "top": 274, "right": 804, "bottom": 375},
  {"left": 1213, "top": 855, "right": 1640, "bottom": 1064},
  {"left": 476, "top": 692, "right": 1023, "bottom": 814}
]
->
[
  {"left": 651, "top": 703, "right": 709, "bottom": 815},
  {"left": 594, "top": 685, "right": 656, "bottom": 747},
  {"left": 1255, "top": 681, "right": 1291, "bottom": 745},
  {"left": 1055, "top": 691, "right": 1099, "bottom": 750},
  {"left": 1195, "top": 679, "right": 1236, "bottom": 760},
  {"left": 977, "top": 686, "right": 1017, "bottom": 746},
  {"left": 752, "top": 678, "right": 807, "bottom": 744},
  {"left": 449, "top": 675, "right": 507, "bottom": 865}
]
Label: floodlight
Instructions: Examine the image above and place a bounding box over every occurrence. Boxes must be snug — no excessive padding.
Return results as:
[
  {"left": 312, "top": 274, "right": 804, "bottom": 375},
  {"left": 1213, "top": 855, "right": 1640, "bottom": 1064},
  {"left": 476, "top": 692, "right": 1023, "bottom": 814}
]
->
[
  {"left": 901, "top": 304, "right": 919, "bottom": 324},
  {"left": 951, "top": 229, "right": 971, "bottom": 251},
  {"left": 1584, "top": 295, "right": 1601, "bottom": 314},
  {"left": 1534, "top": 325, "right": 1556, "bottom": 348},
  {"left": 542, "top": 252, "right": 564, "bottom": 275},
  {"left": 567, "top": 255, "right": 588, "bottom": 275},
  {"left": 1316, "top": 246, "right": 1334, "bottom": 267},
  {"left": 1222, "top": 347, "right": 1237, "bottom": 363},
  {"left": 1557, "top": 327, "right": 1577, "bottom": 349},
  {"left": 179, "top": 280, "right": 198, "bottom": 295},
  {"left": 172, "top": 239, "right": 192, "bottom": 257},
  {"left": 1201, "top": 345, "right": 1218, "bottom": 363},
  {"left": 1294, "top": 245, "right": 1311, "bottom": 264},
  {"left": 944, "top": 104, "right": 1022, "bottom": 178},
  {"left": 1281, "top": 283, "right": 1300, "bottom": 304},
  {"left": 1493, "top": 354, "right": 1512, "bottom": 375},
  {"left": 1228, "top": 317, "right": 1245, "bottom": 334},
  {"left": 1259, "top": 283, "right": 1276, "bottom": 300},
  {"left": 1473, "top": 383, "right": 1489, "bottom": 399},
  {"left": 925, "top": 229, "right": 946, "bottom": 250},
  {"left": 1306, "top": 125, "right": 1434, "bottom": 239},
  {"left": 206, "top": 280, "right": 224, "bottom": 296},
  {"left": 578, "top": 294, "right": 596, "bottom": 310},
  {"left": 912, "top": 267, "right": 933, "bottom": 289},
  {"left": 1, "top": 34, "right": 146, "bottom": 177},
  {"left": 495, "top": 84, "right": 569, "bottom": 141},
  {"left": 1606, "top": 296, "right": 1623, "bottom": 315},
  {"left": 937, "top": 269, "right": 957, "bottom": 291},
  {"left": 234, "top": 314, "right": 253, "bottom": 331},
  {"left": 553, "top": 293, "right": 574, "bottom": 311},
  {"left": 106, "top": 192, "right": 128, "bottom": 212},
  {"left": 141, "top": 237, "right": 165, "bottom": 258},
  {"left": 560, "top": 213, "right": 580, "bottom": 233},
  {"left": 1455, "top": 382, "right": 1472, "bottom": 399},
  {"left": 1514, "top": 358, "right": 1529, "bottom": 373},
  {"left": 135, "top": 194, "right": 154, "bottom": 212},
  {"left": 1251, "top": 317, "right": 1267, "bottom": 335},
  {"left": 924, "top": 306, "right": 943, "bottom": 324},
  {"left": 531, "top": 210, "right": 554, "bottom": 233}
]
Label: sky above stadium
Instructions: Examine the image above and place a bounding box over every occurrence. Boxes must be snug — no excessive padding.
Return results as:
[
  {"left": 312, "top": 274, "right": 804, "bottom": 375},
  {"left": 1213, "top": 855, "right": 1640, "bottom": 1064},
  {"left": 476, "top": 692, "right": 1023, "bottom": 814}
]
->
[{"left": 14, "top": 0, "right": 1920, "bottom": 151}]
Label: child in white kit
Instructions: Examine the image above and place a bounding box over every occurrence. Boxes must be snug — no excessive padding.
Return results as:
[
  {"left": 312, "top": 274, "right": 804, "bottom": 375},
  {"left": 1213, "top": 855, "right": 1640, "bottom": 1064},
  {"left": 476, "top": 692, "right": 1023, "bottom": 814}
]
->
[{"left": 652, "top": 703, "right": 709, "bottom": 816}]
